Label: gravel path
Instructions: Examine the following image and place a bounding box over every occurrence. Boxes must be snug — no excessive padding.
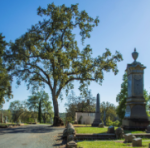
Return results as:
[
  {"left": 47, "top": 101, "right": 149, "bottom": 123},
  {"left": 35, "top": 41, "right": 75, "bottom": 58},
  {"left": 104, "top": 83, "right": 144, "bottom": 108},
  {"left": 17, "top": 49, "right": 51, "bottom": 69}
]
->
[{"left": 0, "top": 124, "right": 65, "bottom": 148}]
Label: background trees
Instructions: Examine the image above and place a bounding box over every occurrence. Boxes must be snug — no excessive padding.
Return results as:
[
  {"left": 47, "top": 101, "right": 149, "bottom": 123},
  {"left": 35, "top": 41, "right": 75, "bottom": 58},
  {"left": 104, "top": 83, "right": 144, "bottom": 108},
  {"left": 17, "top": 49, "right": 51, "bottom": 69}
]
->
[
  {"left": 0, "top": 33, "right": 13, "bottom": 108},
  {"left": 4, "top": 3, "right": 123, "bottom": 126},
  {"left": 8, "top": 90, "right": 53, "bottom": 123},
  {"left": 65, "top": 90, "right": 95, "bottom": 122},
  {"left": 9, "top": 100, "right": 27, "bottom": 122},
  {"left": 100, "top": 101, "right": 118, "bottom": 125},
  {"left": 27, "top": 90, "right": 53, "bottom": 123}
]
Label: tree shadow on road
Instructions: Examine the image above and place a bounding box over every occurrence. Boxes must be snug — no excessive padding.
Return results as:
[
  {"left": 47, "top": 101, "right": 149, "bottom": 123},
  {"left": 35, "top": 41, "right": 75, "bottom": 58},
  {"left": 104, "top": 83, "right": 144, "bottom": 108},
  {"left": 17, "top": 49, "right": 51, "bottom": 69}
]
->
[
  {"left": 53, "top": 133, "right": 67, "bottom": 148},
  {"left": 0, "top": 125, "right": 65, "bottom": 134}
]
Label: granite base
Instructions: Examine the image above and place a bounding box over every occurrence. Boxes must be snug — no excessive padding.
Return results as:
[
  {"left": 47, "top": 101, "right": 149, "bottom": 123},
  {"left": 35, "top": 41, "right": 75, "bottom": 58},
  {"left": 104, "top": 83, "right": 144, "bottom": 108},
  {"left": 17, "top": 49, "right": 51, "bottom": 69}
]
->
[{"left": 122, "top": 118, "right": 149, "bottom": 130}]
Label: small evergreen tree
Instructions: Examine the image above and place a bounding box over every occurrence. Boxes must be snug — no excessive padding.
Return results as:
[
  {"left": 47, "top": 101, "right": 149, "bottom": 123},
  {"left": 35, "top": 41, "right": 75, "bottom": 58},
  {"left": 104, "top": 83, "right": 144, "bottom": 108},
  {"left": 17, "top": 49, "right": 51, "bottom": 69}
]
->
[{"left": 38, "top": 99, "right": 42, "bottom": 123}]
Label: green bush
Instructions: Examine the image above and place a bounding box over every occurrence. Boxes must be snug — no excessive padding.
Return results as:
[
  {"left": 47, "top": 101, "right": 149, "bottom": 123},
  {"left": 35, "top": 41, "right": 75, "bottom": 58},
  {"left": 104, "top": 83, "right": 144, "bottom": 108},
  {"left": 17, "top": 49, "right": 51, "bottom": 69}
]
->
[{"left": 106, "top": 117, "right": 120, "bottom": 127}]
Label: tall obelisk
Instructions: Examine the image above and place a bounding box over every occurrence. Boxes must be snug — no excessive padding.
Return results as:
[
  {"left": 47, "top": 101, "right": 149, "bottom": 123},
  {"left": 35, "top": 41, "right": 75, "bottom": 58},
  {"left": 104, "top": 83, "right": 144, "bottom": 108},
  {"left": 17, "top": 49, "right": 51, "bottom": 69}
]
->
[{"left": 92, "top": 93, "right": 101, "bottom": 127}]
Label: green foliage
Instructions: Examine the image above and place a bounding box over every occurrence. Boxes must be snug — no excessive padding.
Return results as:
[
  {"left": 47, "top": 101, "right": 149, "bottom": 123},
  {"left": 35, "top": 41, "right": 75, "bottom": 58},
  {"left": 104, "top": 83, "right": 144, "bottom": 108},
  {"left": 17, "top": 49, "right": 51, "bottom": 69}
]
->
[
  {"left": 4, "top": 3, "right": 123, "bottom": 124},
  {"left": 27, "top": 90, "right": 53, "bottom": 123},
  {"left": 116, "top": 72, "right": 127, "bottom": 121},
  {"left": 106, "top": 117, "right": 120, "bottom": 127},
  {"left": 0, "top": 33, "right": 13, "bottom": 107},
  {"left": 66, "top": 116, "right": 72, "bottom": 123},
  {"left": 100, "top": 101, "right": 118, "bottom": 125},
  {"left": 65, "top": 89, "right": 95, "bottom": 122},
  {"left": 9, "top": 100, "right": 26, "bottom": 122},
  {"left": 59, "top": 113, "right": 66, "bottom": 123}
]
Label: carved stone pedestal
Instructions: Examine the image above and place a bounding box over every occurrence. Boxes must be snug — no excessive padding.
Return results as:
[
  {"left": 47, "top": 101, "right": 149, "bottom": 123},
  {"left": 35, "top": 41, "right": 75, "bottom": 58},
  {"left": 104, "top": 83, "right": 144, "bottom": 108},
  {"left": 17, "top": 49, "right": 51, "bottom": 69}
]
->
[{"left": 122, "top": 49, "right": 149, "bottom": 130}]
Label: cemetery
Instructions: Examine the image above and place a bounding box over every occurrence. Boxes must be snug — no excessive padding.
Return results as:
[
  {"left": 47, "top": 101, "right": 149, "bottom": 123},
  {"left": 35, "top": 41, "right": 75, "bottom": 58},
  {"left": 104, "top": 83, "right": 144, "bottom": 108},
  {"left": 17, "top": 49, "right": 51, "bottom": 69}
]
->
[
  {"left": 1, "top": 1, "right": 150, "bottom": 148},
  {"left": 62, "top": 49, "right": 150, "bottom": 148}
]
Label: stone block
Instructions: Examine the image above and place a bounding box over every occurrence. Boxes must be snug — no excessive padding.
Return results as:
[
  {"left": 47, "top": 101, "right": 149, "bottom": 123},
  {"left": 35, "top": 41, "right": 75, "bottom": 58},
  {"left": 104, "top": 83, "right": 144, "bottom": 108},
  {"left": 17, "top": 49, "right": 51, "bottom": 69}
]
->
[
  {"left": 115, "top": 127, "right": 124, "bottom": 139},
  {"left": 67, "top": 134, "right": 75, "bottom": 142},
  {"left": 63, "top": 127, "right": 75, "bottom": 138},
  {"left": 124, "top": 133, "right": 136, "bottom": 143},
  {"left": 107, "top": 126, "right": 115, "bottom": 133},
  {"left": 66, "top": 123, "right": 74, "bottom": 129},
  {"left": 132, "top": 138, "right": 142, "bottom": 147},
  {"left": 99, "top": 123, "right": 104, "bottom": 128},
  {"left": 67, "top": 140, "right": 77, "bottom": 148}
]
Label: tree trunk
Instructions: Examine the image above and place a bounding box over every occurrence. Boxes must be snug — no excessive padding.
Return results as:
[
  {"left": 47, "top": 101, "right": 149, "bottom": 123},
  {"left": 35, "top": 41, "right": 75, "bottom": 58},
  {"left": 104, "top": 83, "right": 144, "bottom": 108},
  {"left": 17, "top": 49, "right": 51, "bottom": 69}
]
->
[{"left": 52, "top": 94, "right": 64, "bottom": 126}]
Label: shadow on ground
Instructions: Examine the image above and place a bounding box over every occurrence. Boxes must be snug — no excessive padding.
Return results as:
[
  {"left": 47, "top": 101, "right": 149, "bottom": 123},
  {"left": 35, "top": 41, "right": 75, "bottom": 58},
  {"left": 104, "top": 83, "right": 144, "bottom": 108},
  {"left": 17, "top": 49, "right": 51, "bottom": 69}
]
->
[
  {"left": 53, "top": 133, "right": 67, "bottom": 148},
  {"left": 0, "top": 125, "right": 64, "bottom": 134}
]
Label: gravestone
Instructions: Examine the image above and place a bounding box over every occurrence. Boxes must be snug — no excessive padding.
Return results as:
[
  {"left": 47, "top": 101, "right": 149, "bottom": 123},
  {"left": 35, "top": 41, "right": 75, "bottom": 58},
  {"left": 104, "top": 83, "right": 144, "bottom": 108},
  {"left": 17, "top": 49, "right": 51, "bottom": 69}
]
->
[
  {"left": 122, "top": 48, "right": 149, "bottom": 130},
  {"left": 91, "top": 93, "right": 101, "bottom": 127}
]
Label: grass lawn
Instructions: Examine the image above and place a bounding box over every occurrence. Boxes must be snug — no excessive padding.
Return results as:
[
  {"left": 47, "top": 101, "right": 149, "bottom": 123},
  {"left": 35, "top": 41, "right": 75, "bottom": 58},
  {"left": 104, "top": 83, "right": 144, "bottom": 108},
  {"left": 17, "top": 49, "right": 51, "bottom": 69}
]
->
[
  {"left": 75, "top": 127, "right": 146, "bottom": 134},
  {"left": 75, "top": 127, "right": 118, "bottom": 134},
  {"left": 77, "top": 140, "right": 150, "bottom": 148}
]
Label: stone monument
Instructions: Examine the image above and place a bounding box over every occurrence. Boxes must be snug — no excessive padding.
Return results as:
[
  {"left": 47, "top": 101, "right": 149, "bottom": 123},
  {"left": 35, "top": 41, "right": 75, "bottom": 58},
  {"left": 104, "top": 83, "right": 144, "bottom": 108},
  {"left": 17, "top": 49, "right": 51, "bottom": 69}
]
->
[
  {"left": 91, "top": 93, "right": 101, "bottom": 127},
  {"left": 122, "top": 48, "right": 149, "bottom": 130}
]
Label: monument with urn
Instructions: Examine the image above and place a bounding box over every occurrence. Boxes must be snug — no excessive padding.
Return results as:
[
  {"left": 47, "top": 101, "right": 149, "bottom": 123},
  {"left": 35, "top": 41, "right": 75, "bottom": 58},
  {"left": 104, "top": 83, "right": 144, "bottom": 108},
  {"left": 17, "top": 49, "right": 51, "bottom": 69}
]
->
[{"left": 122, "top": 48, "right": 149, "bottom": 130}]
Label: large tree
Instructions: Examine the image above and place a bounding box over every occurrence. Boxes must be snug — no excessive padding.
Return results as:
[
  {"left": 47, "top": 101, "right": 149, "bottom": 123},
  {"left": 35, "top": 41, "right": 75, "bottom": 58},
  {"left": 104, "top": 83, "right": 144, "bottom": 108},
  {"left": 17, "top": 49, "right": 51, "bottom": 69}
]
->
[
  {"left": 0, "top": 33, "right": 13, "bottom": 108},
  {"left": 4, "top": 3, "right": 123, "bottom": 126}
]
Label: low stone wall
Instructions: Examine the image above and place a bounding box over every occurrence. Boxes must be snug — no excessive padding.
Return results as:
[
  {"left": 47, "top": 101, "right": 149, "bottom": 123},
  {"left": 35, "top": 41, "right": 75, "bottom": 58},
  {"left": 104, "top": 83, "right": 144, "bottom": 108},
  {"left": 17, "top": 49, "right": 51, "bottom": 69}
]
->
[
  {"left": 76, "top": 133, "right": 116, "bottom": 140},
  {"left": 63, "top": 123, "right": 78, "bottom": 148}
]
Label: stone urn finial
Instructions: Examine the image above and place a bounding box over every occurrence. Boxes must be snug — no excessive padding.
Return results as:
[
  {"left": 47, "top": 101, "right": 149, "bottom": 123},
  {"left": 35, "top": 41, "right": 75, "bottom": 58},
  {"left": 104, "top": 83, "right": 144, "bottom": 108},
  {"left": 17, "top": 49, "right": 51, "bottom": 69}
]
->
[{"left": 132, "top": 48, "right": 138, "bottom": 62}]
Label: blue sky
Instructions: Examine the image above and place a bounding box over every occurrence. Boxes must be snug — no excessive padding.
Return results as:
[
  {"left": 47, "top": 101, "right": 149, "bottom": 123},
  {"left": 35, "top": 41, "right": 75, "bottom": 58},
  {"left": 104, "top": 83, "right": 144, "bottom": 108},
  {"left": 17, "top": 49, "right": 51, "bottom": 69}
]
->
[{"left": 0, "top": 0, "right": 150, "bottom": 113}]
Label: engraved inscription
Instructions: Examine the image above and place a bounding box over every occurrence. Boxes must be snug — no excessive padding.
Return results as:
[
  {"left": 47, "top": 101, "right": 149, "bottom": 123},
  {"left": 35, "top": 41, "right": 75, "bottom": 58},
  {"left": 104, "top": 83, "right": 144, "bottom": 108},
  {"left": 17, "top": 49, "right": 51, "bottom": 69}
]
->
[
  {"left": 134, "top": 75, "right": 143, "bottom": 96},
  {"left": 134, "top": 74, "right": 142, "bottom": 80}
]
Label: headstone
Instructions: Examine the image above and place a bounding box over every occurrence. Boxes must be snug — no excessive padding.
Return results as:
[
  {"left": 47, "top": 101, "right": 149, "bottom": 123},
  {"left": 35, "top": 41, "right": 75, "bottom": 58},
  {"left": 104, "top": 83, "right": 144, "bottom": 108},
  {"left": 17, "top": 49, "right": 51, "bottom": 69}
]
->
[
  {"left": 91, "top": 93, "right": 101, "bottom": 127},
  {"left": 107, "top": 126, "right": 115, "bottom": 133},
  {"left": 124, "top": 133, "right": 136, "bottom": 143},
  {"left": 115, "top": 127, "right": 124, "bottom": 139},
  {"left": 63, "top": 127, "right": 75, "bottom": 138},
  {"left": 122, "top": 48, "right": 149, "bottom": 130},
  {"left": 99, "top": 123, "right": 104, "bottom": 128},
  {"left": 67, "top": 134, "right": 75, "bottom": 142},
  {"left": 132, "top": 138, "right": 142, "bottom": 147}
]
